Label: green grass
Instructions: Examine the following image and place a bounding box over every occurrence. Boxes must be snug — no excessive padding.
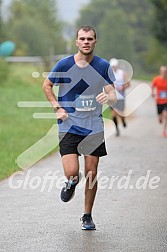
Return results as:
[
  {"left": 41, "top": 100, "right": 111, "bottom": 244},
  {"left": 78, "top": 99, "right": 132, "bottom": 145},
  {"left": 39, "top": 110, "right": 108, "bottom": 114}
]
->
[
  {"left": 133, "top": 73, "right": 154, "bottom": 82},
  {"left": 0, "top": 64, "right": 57, "bottom": 180}
]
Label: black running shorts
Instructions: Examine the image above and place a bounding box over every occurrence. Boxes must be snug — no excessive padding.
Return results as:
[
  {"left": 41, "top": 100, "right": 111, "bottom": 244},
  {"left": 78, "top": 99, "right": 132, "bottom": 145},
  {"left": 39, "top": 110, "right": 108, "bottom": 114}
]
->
[
  {"left": 157, "top": 103, "right": 167, "bottom": 114},
  {"left": 59, "top": 132, "right": 107, "bottom": 157}
]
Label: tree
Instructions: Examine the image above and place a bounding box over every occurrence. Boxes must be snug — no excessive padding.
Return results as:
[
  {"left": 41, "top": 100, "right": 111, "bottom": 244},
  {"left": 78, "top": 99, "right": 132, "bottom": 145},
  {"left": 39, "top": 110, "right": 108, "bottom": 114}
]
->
[
  {"left": 97, "top": 9, "right": 134, "bottom": 62},
  {"left": 76, "top": 0, "right": 153, "bottom": 73},
  {"left": 1, "top": 0, "right": 66, "bottom": 62},
  {"left": 146, "top": 38, "right": 167, "bottom": 71},
  {"left": 151, "top": 0, "right": 167, "bottom": 47}
]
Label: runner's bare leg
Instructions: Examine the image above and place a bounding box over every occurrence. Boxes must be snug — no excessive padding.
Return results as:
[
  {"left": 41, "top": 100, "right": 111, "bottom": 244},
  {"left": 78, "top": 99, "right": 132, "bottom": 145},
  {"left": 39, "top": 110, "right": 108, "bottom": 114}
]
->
[{"left": 84, "top": 155, "right": 99, "bottom": 213}]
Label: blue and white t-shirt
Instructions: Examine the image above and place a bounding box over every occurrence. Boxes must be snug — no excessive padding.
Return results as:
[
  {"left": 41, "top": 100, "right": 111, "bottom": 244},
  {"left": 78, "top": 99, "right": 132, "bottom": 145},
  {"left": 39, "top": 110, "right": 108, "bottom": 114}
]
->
[{"left": 48, "top": 55, "right": 115, "bottom": 136}]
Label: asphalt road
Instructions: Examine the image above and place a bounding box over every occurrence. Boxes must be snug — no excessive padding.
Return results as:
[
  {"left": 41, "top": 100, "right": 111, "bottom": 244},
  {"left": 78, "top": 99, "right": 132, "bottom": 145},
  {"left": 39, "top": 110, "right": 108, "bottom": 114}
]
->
[{"left": 0, "top": 83, "right": 167, "bottom": 252}]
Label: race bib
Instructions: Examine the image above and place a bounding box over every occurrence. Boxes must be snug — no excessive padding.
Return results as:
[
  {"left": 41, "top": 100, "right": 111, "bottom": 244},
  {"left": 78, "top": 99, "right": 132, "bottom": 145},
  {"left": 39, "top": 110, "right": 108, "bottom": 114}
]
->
[
  {"left": 159, "top": 91, "right": 167, "bottom": 99},
  {"left": 75, "top": 94, "right": 96, "bottom": 111}
]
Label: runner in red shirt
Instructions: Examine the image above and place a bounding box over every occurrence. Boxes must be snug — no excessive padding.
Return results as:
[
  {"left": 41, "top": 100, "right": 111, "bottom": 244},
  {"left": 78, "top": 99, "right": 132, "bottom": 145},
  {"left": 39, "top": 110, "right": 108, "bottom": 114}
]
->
[{"left": 152, "top": 66, "right": 167, "bottom": 137}]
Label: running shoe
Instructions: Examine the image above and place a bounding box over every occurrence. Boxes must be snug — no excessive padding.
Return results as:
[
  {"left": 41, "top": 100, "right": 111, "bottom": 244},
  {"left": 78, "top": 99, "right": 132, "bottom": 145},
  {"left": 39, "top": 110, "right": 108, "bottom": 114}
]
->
[
  {"left": 60, "top": 172, "right": 81, "bottom": 202},
  {"left": 81, "top": 214, "right": 96, "bottom": 230}
]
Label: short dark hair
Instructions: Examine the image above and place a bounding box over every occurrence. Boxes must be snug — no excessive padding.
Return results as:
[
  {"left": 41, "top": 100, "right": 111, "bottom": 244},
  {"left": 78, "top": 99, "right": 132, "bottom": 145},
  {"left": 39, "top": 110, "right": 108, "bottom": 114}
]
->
[{"left": 76, "top": 25, "right": 96, "bottom": 39}]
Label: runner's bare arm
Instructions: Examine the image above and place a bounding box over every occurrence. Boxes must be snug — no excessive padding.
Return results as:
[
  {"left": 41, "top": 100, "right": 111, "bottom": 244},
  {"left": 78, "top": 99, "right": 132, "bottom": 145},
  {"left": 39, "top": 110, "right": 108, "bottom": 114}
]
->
[
  {"left": 43, "top": 78, "right": 59, "bottom": 108},
  {"left": 43, "top": 78, "right": 68, "bottom": 120}
]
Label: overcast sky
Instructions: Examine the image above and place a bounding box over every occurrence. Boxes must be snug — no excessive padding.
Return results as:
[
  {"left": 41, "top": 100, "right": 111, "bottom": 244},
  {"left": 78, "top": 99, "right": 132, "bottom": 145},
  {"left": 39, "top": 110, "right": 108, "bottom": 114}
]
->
[
  {"left": 2, "top": 0, "right": 90, "bottom": 23},
  {"left": 57, "top": 0, "right": 90, "bottom": 23}
]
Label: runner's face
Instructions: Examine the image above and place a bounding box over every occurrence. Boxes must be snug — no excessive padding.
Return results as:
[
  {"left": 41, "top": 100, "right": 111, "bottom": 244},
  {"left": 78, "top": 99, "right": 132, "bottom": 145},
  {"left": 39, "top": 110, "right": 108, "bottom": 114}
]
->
[
  {"left": 76, "top": 30, "right": 96, "bottom": 55},
  {"left": 160, "top": 66, "right": 167, "bottom": 77}
]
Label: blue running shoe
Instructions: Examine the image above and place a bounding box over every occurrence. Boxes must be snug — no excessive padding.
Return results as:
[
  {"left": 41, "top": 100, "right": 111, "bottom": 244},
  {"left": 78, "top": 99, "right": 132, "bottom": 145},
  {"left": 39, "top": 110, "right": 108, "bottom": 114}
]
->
[
  {"left": 81, "top": 214, "right": 96, "bottom": 230},
  {"left": 61, "top": 173, "right": 81, "bottom": 202}
]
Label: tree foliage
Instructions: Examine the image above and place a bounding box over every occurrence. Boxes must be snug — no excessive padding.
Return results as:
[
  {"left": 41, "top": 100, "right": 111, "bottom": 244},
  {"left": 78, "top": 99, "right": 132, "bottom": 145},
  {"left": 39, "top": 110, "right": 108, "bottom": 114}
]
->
[
  {"left": 76, "top": 0, "right": 155, "bottom": 73},
  {"left": 151, "top": 0, "right": 167, "bottom": 47},
  {"left": 1, "top": 0, "right": 167, "bottom": 74},
  {"left": 97, "top": 9, "right": 134, "bottom": 62},
  {"left": 1, "top": 0, "right": 66, "bottom": 58},
  {"left": 146, "top": 38, "right": 167, "bottom": 69}
]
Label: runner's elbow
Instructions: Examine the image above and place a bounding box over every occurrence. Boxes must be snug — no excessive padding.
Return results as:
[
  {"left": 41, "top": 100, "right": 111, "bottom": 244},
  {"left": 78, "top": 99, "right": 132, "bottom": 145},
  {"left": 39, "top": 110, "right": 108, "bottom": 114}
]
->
[{"left": 43, "top": 78, "right": 52, "bottom": 92}]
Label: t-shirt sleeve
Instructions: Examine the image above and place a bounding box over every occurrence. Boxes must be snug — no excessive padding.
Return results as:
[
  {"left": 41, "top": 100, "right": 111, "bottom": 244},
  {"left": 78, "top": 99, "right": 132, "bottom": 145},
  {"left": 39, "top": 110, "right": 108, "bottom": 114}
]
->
[
  {"left": 48, "top": 61, "right": 61, "bottom": 85},
  {"left": 103, "top": 62, "right": 115, "bottom": 86}
]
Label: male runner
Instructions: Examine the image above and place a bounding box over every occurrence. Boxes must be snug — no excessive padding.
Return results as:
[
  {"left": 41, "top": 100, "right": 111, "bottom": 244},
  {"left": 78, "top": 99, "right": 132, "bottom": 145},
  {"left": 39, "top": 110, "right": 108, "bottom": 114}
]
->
[
  {"left": 43, "top": 26, "right": 116, "bottom": 230},
  {"left": 152, "top": 65, "right": 167, "bottom": 137}
]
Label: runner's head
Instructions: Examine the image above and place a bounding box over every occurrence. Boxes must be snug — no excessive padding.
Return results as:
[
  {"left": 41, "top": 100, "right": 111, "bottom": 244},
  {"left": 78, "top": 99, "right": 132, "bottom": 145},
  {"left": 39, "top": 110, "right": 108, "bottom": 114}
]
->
[
  {"left": 76, "top": 26, "right": 96, "bottom": 40},
  {"left": 110, "top": 58, "right": 119, "bottom": 71},
  {"left": 160, "top": 65, "right": 167, "bottom": 79},
  {"left": 76, "top": 26, "right": 97, "bottom": 56}
]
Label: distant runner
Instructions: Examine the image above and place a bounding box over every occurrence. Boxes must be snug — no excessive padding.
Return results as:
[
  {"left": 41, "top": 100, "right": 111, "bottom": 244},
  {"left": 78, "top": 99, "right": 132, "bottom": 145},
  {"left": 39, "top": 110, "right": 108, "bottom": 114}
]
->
[
  {"left": 152, "top": 65, "right": 167, "bottom": 137},
  {"left": 109, "top": 58, "right": 130, "bottom": 136}
]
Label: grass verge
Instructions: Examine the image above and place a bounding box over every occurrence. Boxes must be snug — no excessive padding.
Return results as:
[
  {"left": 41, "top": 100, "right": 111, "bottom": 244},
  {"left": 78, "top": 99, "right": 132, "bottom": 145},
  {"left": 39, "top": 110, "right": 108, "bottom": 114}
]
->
[{"left": 0, "top": 63, "right": 56, "bottom": 180}]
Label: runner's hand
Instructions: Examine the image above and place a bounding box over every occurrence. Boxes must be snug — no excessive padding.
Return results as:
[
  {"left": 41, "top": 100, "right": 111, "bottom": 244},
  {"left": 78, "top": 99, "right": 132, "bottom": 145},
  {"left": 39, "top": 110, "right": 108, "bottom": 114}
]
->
[
  {"left": 56, "top": 108, "right": 68, "bottom": 121},
  {"left": 96, "top": 92, "right": 109, "bottom": 104}
]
